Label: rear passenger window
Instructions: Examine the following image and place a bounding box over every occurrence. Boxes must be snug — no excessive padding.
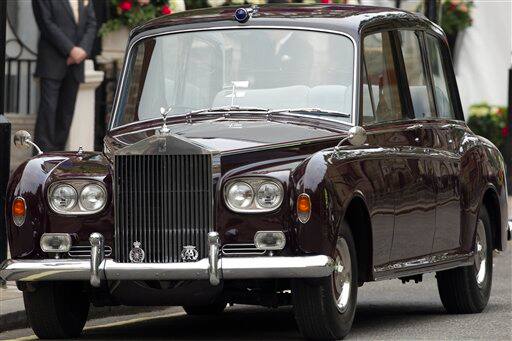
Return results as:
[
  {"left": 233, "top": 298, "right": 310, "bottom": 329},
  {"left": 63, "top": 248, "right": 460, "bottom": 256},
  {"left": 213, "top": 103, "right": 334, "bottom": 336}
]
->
[
  {"left": 399, "top": 30, "right": 434, "bottom": 119},
  {"left": 426, "top": 35, "right": 456, "bottom": 119},
  {"left": 362, "top": 32, "right": 403, "bottom": 124}
]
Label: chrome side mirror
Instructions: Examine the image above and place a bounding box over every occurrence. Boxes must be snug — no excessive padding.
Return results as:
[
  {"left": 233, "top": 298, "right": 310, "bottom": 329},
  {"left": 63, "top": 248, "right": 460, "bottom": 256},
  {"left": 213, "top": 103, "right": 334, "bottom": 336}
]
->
[
  {"left": 346, "top": 126, "right": 367, "bottom": 146},
  {"left": 334, "top": 126, "right": 367, "bottom": 153},
  {"left": 13, "top": 130, "right": 43, "bottom": 155}
]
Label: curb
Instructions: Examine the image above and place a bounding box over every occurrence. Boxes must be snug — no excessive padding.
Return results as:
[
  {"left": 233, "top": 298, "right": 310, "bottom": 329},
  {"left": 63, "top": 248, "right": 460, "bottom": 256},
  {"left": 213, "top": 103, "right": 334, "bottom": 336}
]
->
[{"left": 0, "top": 305, "right": 168, "bottom": 333}]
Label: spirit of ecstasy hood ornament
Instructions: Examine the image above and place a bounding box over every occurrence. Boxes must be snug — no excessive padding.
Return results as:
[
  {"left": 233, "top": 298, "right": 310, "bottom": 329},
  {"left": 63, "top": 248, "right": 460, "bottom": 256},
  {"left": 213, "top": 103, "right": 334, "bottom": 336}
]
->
[{"left": 158, "top": 106, "right": 172, "bottom": 135}]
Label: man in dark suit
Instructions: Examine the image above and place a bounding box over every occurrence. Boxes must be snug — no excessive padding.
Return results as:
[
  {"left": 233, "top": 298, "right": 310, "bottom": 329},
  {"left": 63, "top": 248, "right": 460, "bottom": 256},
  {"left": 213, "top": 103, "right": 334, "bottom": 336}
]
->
[{"left": 32, "top": 0, "right": 97, "bottom": 151}]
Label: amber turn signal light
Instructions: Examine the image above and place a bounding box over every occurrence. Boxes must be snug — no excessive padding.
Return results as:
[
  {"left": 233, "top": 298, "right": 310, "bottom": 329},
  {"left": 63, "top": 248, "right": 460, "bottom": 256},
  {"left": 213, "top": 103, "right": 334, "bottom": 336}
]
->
[
  {"left": 12, "top": 197, "right": 26, "bottom": 227},
  {"left": 297, "top": 193, "right": 311, "bottom": 223}
]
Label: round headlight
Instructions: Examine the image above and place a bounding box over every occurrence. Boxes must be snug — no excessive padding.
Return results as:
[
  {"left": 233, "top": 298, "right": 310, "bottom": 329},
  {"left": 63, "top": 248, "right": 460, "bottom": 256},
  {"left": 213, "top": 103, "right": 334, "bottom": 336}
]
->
[
  {"left": 256, "top": 182, "right": 282, "bottom": 209},
  {"left": 49, "top": 184, "right": 77, "bottom": 212},
  {"left": 226, "top": 182, "right": 254, "bottom": 210},
  {"left": 80, "top": 184, "right": 106, "bottom": 212}
]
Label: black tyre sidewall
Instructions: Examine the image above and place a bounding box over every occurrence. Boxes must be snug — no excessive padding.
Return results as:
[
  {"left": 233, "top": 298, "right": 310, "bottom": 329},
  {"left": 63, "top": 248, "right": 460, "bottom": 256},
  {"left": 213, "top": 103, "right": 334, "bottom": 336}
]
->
[
  {"left": 466, "top": 206, "right": 493, "bottom": 309},
  {"left": 292, "top": 220, "right": 359, "bottom": 340},
  {"left": 322, "top": 221, "right": 358, "bottom": 337},
  {"left": 24, "top": 281, "right": 89, "bottom": 339},
  {"left": 436, "top": 205, "right": 494, "bottom": 314}
]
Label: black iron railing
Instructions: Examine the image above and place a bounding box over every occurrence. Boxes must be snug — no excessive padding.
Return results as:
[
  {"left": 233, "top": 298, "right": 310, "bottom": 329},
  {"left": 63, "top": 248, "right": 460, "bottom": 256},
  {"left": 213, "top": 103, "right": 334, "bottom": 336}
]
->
[{"left": 4, "top": 58, "right": 37, "bottom": 114}]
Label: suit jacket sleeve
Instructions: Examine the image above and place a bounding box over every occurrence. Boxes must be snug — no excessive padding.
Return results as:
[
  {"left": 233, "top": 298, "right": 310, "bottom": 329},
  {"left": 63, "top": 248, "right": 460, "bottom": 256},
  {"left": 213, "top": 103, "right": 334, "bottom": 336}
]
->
[
  {"left": 32, "top": 0, "right": 75, "bottom": 57},
  {"left": 78, "top": 2, "right": 98, "bottom": 56}
]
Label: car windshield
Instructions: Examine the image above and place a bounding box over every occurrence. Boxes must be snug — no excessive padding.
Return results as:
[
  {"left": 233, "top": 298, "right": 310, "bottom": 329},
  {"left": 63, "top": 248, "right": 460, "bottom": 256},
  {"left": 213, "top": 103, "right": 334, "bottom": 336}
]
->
[{"left": 113, "top": 29, "right": 355, "bottom": 128}]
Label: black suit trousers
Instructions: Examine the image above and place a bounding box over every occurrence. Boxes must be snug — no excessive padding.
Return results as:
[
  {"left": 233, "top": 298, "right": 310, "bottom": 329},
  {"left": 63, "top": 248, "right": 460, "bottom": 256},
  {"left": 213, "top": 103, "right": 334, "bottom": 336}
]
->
[{"left": 34, "top": 70, "right": 80, "bottom": 152}]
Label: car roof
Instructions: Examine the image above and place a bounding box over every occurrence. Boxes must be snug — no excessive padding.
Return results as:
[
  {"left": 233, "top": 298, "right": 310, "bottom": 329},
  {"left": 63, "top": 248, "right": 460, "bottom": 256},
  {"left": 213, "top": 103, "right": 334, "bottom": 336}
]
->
[{"left": 131, "top": 4, "right": 442, "bottom": 42}]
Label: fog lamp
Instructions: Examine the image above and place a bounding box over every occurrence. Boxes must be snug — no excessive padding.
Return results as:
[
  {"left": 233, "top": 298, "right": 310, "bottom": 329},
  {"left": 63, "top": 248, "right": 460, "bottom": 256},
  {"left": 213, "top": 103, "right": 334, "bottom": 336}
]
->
[
  {"left": 40, "top": 233, "right": 72, "bottom": 253},
  {"left": 254, "top": 231, "right": 286, "bottom": 250}
]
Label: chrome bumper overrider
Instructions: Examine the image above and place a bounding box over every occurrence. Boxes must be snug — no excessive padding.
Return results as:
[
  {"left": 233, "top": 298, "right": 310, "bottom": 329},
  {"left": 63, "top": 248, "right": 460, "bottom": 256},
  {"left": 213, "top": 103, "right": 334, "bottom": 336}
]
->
[{"left": 0, "top": 232, "right": 334, "bottom": 286}]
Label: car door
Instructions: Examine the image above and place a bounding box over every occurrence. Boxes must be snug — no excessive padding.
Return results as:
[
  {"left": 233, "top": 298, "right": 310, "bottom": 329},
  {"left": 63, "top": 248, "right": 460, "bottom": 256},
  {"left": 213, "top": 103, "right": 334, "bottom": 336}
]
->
[
  {"left": 361, "top": 30, "right": 436, "bottom": 265},
  {"left": 388, "top": 30, "right": 438, "bottom": 262},
  {"left": 423, "top": 33, "right": 463, "bottom": 253}
]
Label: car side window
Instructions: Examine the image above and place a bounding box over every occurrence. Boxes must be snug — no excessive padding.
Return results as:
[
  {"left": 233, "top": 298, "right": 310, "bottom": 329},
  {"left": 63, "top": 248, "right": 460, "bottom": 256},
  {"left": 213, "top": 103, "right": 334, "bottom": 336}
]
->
[
  {"left": 426, "top": 35, "right": 456, "bottom": 119},
  {"left": 362, "top": 32, "right": 403, "bottom": 124},
  {"left": 399, "top": 30, "right": 435, "bottom": 119}
]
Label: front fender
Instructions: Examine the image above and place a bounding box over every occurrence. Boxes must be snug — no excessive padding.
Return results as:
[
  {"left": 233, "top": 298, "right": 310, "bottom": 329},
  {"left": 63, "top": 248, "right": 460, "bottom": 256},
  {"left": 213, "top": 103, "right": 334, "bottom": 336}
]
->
[
  {"left": 291, "top": 148, "right": 373, "bottom": 256},
  {"left": 459, "top": 134, "right": 508, "bottom": 251},
  {"left": 6, "top": 152, "right": 113, "bottom": 259}
]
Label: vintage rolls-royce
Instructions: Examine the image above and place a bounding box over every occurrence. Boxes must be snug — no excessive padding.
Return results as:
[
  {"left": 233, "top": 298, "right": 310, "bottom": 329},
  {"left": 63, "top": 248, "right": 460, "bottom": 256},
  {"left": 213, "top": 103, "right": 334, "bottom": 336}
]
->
[{"left": 1, "top": 4, "right": 510, "bottom": 340}]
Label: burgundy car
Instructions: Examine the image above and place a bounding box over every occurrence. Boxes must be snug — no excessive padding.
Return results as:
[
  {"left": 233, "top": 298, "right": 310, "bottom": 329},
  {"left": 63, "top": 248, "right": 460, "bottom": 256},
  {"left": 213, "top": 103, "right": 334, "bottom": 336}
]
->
[{"left": 1, "top": 4, "right": 510, "bottom": 340}]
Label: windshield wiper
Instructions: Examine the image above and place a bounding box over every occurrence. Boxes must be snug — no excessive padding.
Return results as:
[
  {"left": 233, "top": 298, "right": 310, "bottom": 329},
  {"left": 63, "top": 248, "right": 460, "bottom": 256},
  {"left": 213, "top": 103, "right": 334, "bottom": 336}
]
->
[
  {"left": 186, "top": 106, "right": 270, "bottom": 116},
  {"left": 268, "top": 108, "right": 350, "bottom": 118}
]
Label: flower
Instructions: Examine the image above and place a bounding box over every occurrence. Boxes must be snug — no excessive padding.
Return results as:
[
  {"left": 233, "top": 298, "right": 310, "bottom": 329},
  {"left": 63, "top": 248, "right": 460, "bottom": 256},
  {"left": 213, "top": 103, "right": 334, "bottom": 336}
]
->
[
  {"left": 451, "top": 0, "right": 461, "bottom": 4},
  {"left": 459, "top": 3, "right": 468, "bottom": 13},
  {"left": 161, "top": 4, "right": 172, "bottom": 15},
  {"left": 502, "top": 126, "right": 509, "bottom": 138},
  {"left": 321, "top": 0, "right": 332, "bottom": 3},
  {"left": 119, "top": 0, "right": 132, "bottom": 12}
]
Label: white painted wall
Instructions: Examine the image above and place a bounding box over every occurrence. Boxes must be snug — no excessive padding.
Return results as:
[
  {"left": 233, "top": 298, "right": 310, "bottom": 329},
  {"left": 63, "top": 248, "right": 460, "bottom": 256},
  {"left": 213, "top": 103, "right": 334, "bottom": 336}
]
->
[
  {"left": 355, "top": 0, "right": 511, "bottom": 116},
  {"left": 453, "top": 0, "right": 511, "bottom": 114}
]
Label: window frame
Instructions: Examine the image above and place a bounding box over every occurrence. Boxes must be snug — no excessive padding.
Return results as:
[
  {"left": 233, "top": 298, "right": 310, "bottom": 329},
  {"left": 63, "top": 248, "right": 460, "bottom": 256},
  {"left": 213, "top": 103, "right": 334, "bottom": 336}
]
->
[
  {"left": 359, "top": 27, "right": 465, "bottom": 126},
  {"left": 359, "top": 29, "right": 410, "bottom": 126},
  {"left": 109, "top": 26, "right": 358, "bottom": 131},
  {"left": 423, "top": 33, "right": 464, "bottom": 121},
  {"left": 398, "top": 29, "right": 438, "bottom": 120}
]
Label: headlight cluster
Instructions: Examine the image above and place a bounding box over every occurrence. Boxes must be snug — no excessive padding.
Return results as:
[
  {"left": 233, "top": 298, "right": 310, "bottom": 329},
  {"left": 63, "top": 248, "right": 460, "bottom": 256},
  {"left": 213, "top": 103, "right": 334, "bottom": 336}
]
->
[
  {"left": 224, "top": 178, "right": 283, "bottom": 213},
  {"left": 48, "top": 181, "right": 107, "bottom": 215}
]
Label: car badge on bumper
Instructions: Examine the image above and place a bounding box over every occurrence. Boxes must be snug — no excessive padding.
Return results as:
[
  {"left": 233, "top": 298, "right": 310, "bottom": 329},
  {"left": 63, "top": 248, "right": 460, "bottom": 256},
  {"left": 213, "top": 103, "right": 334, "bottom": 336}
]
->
[
  {"left": 181, "top": 245, "right": 199, "bottom": 262},
  {"left": 129, "top": 241, "right": 145, "bottom": 263}
]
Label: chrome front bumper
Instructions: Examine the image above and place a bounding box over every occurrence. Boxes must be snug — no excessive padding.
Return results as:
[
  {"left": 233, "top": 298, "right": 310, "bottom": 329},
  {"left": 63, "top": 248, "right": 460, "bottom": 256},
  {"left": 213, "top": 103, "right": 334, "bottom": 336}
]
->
[{"left": 0, "top": 232, "right": 334, "bottom": 286}]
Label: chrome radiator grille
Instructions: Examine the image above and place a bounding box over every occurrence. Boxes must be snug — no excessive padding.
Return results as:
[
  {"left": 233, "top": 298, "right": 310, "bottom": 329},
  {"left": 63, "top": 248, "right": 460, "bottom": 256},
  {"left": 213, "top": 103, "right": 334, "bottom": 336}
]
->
[{"left": 114, "top": 154, "right": 213, "bottom": 263}]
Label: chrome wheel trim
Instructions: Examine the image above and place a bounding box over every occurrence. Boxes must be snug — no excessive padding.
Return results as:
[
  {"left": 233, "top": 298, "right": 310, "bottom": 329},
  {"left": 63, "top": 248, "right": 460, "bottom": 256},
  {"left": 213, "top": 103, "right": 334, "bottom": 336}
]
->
[
  {"left": 474, "top": 219, "right": 487, "bottom": 288},
  {"left": 332, "top": 236, "right": 352, "bottom": 313}
]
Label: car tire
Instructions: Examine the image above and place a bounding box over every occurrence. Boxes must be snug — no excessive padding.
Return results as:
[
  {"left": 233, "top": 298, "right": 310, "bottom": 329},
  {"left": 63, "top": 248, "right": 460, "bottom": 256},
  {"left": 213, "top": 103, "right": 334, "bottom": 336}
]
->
[
  {"left": 436, "top": 205, "right": 493, "bottom": 314},
  {"left": 292, "top": 221, "right": 358, "bottom": 340},
  {"left": 183, "top": 299, "right": 227, "bottom": 315},
  {"left": 23, "top": 281, "right": 90, "bottom": 339}
]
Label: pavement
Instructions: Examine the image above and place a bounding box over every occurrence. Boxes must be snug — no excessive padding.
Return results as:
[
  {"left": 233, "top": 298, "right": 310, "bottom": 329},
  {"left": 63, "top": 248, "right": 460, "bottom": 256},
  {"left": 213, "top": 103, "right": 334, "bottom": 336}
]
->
[
  {"left": 0, "top": 198, "right": 510, "bottom": 339},
  {"left": 0, "top": 245, "right": 510, "bottom": 340},
  {"left": 0, "top": 282, "right": 167, "bottom": 333}
]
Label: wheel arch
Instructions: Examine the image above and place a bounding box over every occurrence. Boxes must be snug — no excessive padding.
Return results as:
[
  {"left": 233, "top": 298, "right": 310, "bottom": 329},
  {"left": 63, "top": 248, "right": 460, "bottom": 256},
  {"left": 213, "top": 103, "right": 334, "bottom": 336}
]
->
[
  {"left": 341, "top": 193, "right": 373, "bottom": 284},
  {"left": 480, "top": 185, "right": 502, "bottom": 251}
]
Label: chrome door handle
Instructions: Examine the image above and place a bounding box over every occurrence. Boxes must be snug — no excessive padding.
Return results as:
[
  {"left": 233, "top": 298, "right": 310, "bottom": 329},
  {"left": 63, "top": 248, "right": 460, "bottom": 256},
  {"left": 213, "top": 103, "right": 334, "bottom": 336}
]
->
[
  {"left": 441, "top": 123, "right": 457, "bottom": 129},
  {"left": 406, "top": 124, "right": 423, "bottom": 130}
]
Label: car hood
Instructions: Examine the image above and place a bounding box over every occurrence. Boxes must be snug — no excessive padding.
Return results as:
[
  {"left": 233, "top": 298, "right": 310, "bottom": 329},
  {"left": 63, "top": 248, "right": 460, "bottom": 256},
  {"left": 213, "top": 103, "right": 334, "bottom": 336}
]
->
[{"left": 106, "top": 117, "right": 347, "bottom": 155}]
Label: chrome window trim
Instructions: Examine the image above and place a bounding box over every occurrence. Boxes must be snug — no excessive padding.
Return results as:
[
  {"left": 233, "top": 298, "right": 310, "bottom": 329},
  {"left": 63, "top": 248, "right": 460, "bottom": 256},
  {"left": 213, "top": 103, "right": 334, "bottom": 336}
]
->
[{"left": 109, "top": 25, "right": 359, "bottom": 131}]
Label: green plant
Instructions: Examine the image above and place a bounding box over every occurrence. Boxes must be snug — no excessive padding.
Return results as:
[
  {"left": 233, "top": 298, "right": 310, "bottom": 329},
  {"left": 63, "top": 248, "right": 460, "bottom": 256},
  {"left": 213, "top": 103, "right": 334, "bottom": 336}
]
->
[
  {"left": 99, "top": 0, "right": 174, "bottom": 37},
  {"left": 467, "top": 103, "right": 508, "bottom": 152},
  {"left": 440, "top": 0, "right": 474, "bottom": 34},
  {"left": 185, "top": 0, "right": 210, "bottom": 10}
]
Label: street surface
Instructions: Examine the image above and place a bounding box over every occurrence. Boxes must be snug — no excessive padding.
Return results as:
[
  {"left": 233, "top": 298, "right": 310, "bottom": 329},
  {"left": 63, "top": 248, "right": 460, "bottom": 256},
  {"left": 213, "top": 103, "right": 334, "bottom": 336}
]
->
[{"left": 1, "top": 247, "right": 510, "bottom": 341}]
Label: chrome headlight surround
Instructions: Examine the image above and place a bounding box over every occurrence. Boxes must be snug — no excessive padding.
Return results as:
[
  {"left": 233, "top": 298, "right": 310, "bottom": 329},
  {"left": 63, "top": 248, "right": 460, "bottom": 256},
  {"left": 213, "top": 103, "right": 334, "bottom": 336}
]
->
[
  {"left": 48, "top": 180, "right": 107, "bottom": 215},
  {"left": 224, "top": 177, "right": 284, "bottom": 213}
]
